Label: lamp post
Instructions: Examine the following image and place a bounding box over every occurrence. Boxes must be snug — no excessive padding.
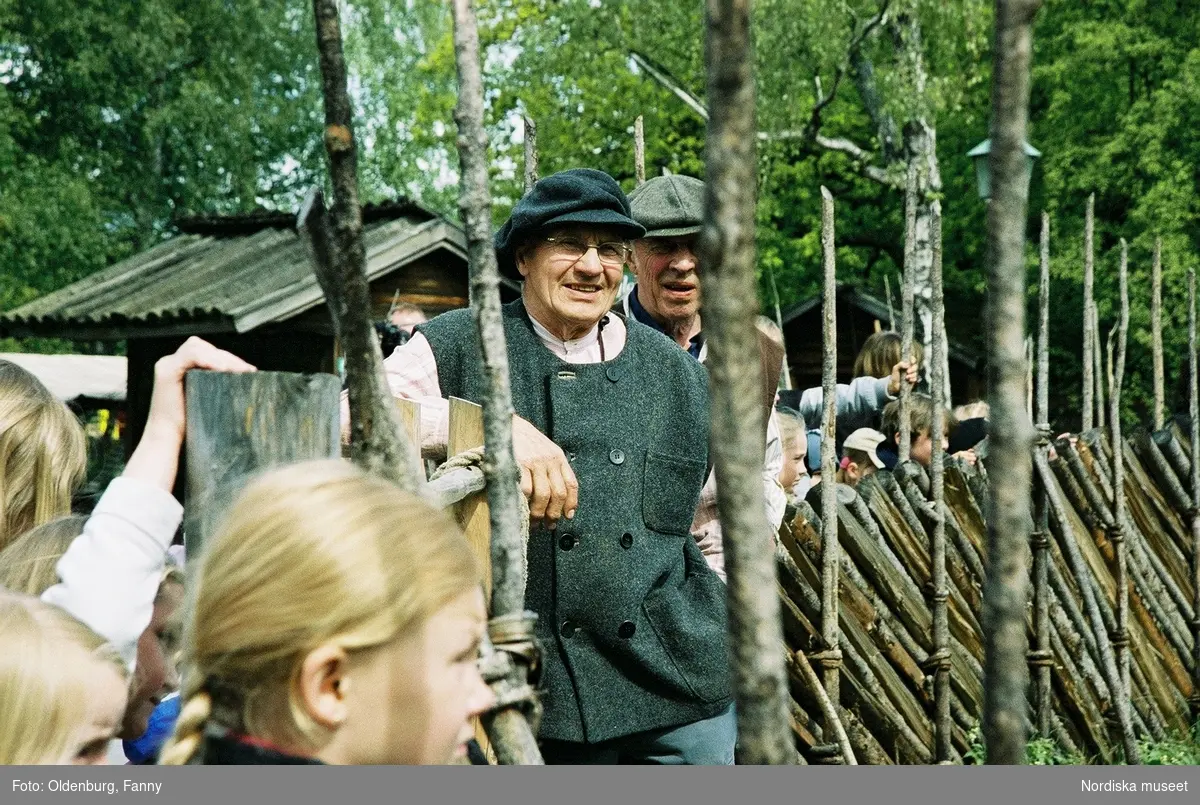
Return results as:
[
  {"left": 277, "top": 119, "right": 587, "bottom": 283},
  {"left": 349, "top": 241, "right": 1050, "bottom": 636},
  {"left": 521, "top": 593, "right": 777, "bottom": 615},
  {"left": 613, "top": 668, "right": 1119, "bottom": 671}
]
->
[{"left": 968, "top": 138, "right": 1041, "bottom": 201}]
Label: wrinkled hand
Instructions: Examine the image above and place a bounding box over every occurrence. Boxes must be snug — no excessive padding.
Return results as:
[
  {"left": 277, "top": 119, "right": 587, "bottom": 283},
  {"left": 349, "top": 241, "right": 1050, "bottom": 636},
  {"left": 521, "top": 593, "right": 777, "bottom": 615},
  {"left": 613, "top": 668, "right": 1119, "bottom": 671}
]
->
[
  {"left": 512, "top": 415, "right": 578, "bottom": 529},
  {"left": 145, "top": 337, "right": 257, "bottom": 442},
  {"left": 887, "top": 360, "right": 920, "bottom": 396}
]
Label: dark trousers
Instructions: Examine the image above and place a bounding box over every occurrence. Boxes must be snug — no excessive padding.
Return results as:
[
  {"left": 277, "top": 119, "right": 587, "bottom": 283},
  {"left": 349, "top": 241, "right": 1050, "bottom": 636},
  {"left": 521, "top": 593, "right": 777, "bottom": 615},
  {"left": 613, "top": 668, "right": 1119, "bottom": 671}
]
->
[{"left": 539, "top": 705, "right": 737, "bottom": 765}]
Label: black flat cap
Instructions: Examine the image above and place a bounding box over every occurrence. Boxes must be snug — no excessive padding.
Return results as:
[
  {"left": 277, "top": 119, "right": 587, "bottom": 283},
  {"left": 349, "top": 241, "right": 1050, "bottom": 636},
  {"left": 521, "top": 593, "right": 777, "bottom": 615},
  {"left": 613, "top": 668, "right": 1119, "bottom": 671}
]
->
[{"left": 494, "top": 168, "right": 645, "bottom": 280}]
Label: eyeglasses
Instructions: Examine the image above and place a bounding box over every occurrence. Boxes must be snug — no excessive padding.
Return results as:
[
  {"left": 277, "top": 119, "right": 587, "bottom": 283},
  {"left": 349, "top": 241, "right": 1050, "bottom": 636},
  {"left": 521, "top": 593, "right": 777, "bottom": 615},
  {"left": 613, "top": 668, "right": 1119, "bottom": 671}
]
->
[{"left": 542, "top": 236, "right": 632, "bottom": 267}]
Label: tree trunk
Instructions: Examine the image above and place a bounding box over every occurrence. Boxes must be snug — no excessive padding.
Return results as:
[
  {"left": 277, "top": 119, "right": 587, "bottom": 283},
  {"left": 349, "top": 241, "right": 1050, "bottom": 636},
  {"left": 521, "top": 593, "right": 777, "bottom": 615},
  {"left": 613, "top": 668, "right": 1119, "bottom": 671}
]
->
[
  {"left": 307, "top": 0, "right": 425, "bottom": 493},
  {"left": 451, "top": 0, "right": 543, "bottom": 765},
  {"left": 1110, "top": 240, "right": 1132, "bottom": 709},
  {"left": 980, "top": 0, "right": 1042, "bottom": 766},
  {"left": 523, "top": 116, "right": 538, "bottom": 194},
  {"left": 634, "top": 115, "right": 646, "bottom": 186},
  {"left": 701, "top": 0, "right": 794, "bottom": 765},
  {"left": 899, "top": 161, "right": 917, "bottom": 463}
]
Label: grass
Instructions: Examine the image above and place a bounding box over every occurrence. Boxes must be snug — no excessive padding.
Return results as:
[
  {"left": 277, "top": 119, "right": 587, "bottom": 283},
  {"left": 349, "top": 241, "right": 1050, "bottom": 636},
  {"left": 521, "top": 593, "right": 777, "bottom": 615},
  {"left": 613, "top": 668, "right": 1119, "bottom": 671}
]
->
[{"left": 963, "top": 722, "right": 1200, "bottom": 765}]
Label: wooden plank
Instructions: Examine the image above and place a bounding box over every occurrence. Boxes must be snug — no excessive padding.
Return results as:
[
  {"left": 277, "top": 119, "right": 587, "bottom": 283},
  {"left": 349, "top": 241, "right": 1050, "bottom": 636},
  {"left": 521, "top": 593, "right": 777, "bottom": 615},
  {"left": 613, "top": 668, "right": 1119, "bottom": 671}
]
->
[
  {"left": 447, "top": 396, "right": 496, "bottom": 764},
  {"left": 183, "top": 370, "right": 341, "bottom": 561},
  {"left": 394, "top": 398, "right": 421, "bottom": 449}
]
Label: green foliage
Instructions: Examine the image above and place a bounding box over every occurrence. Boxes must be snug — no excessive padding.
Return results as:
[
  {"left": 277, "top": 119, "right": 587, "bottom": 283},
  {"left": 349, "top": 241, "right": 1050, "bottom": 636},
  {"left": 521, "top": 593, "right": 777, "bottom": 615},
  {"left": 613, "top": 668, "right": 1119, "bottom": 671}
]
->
[
  {"left": 965, "top": 721, "right": 1200, "bottom": 765},
  {"left": 3, "top": 0, "right": 1200, "bottom": 441},
  {"left": 1138, "top": 725, "right": 1200, "bottom": 766}
]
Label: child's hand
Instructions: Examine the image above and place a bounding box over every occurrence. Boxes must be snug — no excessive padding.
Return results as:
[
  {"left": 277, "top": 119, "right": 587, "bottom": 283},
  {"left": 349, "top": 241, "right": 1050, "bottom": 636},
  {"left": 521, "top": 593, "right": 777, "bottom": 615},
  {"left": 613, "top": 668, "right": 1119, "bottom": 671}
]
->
[
  {"left": 887, "top": 360, "right": 921, "bottom": 396},
  {"left": 952, "top": 448, "right": 978, "bottom": 467}
]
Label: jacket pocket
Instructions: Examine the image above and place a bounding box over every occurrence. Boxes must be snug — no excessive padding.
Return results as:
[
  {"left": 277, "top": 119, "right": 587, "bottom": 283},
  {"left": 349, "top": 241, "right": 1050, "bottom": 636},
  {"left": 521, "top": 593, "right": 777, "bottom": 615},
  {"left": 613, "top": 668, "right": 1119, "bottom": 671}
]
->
[
  {"left": 641, "top": 565, "right": 731, "bottom": 704},
  {"left": 642, "top": 450, "right": 707, "bottom": 536}
]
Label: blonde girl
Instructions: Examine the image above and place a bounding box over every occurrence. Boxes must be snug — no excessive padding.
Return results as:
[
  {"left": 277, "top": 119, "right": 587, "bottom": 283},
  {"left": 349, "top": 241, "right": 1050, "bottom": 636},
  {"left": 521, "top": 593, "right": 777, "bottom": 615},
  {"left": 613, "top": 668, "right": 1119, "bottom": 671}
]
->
[
  {"left": 0, "top": 514, "right": 88, "bottom": 595},
  {"left": 159, "top": 460, "right": 495, "bottom": 766},
  {"left": 0, "top": 361, "right": 87, "bottom": 552},
  {"left": 0, "top": 591, "right": 129, "bottom": 764}
]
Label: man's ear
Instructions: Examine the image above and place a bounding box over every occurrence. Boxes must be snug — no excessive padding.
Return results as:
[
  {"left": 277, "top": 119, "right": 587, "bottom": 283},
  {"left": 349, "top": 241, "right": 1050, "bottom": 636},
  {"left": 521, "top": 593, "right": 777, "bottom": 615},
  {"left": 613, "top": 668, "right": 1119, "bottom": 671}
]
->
[
  {"left": 515, "top": 248, "right": 531, "bottom": 279},
  {"left": 296, "top": 643, "right": 351, "bottom": 732}
]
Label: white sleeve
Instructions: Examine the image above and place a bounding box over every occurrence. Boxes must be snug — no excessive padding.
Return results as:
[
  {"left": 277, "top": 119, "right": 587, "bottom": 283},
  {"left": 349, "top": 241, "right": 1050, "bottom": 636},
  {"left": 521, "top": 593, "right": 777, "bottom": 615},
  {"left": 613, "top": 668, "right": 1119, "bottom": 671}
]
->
[{"left": 41, "top": 477, "right": 184, "bottom": 672}]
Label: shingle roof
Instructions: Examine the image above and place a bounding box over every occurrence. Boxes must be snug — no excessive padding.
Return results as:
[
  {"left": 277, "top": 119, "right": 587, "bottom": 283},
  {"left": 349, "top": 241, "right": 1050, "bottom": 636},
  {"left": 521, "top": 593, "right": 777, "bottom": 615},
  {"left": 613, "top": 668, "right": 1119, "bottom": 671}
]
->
[{"left": 0, "top": 204, "right": 467, "bottom": 339}]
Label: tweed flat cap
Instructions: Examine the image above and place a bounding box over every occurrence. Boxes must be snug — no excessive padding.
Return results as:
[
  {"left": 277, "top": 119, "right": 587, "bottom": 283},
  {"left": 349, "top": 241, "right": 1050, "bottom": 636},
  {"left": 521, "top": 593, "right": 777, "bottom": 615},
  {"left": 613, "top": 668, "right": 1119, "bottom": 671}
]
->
[
  {"left": 628, "top": 174, "right": 705, "bottom": 238},
  {"left": 493, "top": 168, "right": 645, "bottom": 280}
]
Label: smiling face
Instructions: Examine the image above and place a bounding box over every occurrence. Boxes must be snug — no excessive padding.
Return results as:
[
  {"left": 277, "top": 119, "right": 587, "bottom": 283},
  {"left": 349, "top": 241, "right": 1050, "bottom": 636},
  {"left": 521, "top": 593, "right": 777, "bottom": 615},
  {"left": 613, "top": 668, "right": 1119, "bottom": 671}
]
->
[
  {"left": 517, "top": 225, "right": 628, "bottom": 341},
  {"left": 631, "top": 235, "right": 702, "bottom": 328}
]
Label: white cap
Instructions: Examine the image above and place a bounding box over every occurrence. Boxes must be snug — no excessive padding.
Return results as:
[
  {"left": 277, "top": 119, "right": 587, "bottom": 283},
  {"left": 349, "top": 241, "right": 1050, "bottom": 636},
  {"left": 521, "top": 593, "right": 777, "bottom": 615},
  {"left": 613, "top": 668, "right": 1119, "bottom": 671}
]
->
[{"left": 843, "top": 428, "right": 886, "bottom": 469}]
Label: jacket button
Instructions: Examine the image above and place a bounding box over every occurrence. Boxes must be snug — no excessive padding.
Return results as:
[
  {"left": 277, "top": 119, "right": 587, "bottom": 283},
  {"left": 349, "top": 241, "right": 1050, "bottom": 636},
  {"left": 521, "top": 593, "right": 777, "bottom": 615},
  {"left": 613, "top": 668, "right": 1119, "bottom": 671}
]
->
[
  {"left": 561, "top": 620, "right": 578, "bottom": 638},
  {"left": 618, "top": 621, "right": 636, "bottom": 639},
  {"left": 606, "top": 366, "right": 622, "bottom": 382},
  {"left": 620, "top": 533, "right": 633, "bottom": 549},
  {"left": 559, "top": 533, "right": 577, "bottom": 551},
  {"left": 609, "top": 448, "right": 625, "bottom": 465}
]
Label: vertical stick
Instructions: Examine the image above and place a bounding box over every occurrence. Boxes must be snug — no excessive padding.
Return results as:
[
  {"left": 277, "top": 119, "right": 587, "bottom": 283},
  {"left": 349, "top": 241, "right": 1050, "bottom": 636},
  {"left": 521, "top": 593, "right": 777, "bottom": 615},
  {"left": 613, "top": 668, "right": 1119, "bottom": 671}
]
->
[
  {"left": 452, "top": 0, "right": 543, "bottom": 765},
  {"left": 523, "top": 116, "right": 539, "bottom": 195},
  {"left": 768, "top": 263, "right": 792, "bottom": 390},
  {"left": 1031, "top": 211, "right": 1053, "bottom": 736},
  {"left": 819, "top": 187, "right": 841, "bottom": 710},
  {"left": 1109, "top": 239, "right": 1132, "bottom": 712},
  {"left": 899, "top": 162, "right": 918, "bottom": 463},
  {"left": 1092, "top": 303, "right": 1106, "bottom": 429},
  {"left": 1082, "top": 193, "right": 1095, "bottom": 431},
  {"left": 634, "top": 115, "right": 647, "bottom": 186},
  {"left": 885, "top": 273, "right": 896, "bottom": 331},
  {"left": 1189, "top": 266, "right": 1200, "bottom": 721},
  {"left": 306, "top": 0, "right": 425, "bottom": 493},
  {"left": 980, "top": 0, "right": 1041, "bottom": 766},
  {"left": 1025, "top": 337, "right": 1034, "bottom": 420},
  {"left": 1152, "top": 237, "right": 1164, "bottom": 430},
  {"left": 928, "top": 198, "right": 952, "bottom": 763},
  {"left": 701, "top": 0, "right": 794, "bottom": 765}
]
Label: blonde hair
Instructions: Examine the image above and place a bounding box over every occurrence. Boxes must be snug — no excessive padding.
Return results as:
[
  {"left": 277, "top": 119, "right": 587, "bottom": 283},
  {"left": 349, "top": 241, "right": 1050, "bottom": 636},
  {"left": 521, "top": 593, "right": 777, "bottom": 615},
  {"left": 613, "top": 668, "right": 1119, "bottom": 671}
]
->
[
  {"left": 0, "top": 361, "right": 87, "bottom": 553},
  {"left": 0, "top": 514, "right": 88, "bottom": 595},
  {"left": 159, "top": 460, "right": 480, "bottom": 765},
  {"left": 0, "top": 591, "right": 128, "bottom": 764},
  {"left": 882, "top": 392, "right": 949, "bottom": 440},
  {"left": 853, "top": 331, "right": 925, "bottom": 380},
  {"left": 775, "top": 408, "right": 806, "bottom": 451}
]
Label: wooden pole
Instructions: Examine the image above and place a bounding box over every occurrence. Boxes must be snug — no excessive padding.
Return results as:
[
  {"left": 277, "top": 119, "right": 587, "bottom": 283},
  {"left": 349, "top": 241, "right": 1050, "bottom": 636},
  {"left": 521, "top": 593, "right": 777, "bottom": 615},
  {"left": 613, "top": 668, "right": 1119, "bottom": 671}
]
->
[
  {"left": 305, "top": 0, "right": 425, "bottom": 493},
  {"left": 701, "top": 0, "right": 794, "bottom": 765},
  {"left": 899, "top": 162, "right": 918, "bottom": 463},
  {"left": 1092, "top": 302, "right": 1106, "bottom": 431},
  {"left": 1109, "top": 239, "right": 1132, "bottom": 714},
  {"left": 819, "top": 186, "right": 841, "bottom": 711},
  {"left": 980, "top": 0, "right": 1041, "bottom": 766},
  {"left": 928, "top": 198, "right": 952, "bottom": 763},
  {"left": 1189, "top": 265, "right": 1200, "bottom": 721},
  {"left": 452, "top": 0, "right": 543, "bottom": 764},
  {"left": 634, "top": 115, "right": 646, "bottom": 186},
  {"left": 523, "top": 116, "right": 538, "bottom": 195},
  {"left": 1083, "top": 193, "right": 1095, "bottom": 432},
  {"left": 1152, "top": 237, "right": 1164, "bottom": 431},
  {"left": 183, "top": 371, "right": 341, "bottom": 561},
  {"left": 1031, "top": 211, "right": 1053, "bottom": 737},
  {"left": 885, "top": 273, "right": 896, "bottom": 331}
]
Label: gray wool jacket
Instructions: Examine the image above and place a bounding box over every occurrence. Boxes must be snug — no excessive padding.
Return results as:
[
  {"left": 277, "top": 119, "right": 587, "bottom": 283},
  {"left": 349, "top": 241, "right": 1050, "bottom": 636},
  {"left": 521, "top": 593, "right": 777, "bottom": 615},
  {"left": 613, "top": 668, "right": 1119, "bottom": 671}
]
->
[{"left": 416, "top": 300, "right": 732, "bottom": 745}]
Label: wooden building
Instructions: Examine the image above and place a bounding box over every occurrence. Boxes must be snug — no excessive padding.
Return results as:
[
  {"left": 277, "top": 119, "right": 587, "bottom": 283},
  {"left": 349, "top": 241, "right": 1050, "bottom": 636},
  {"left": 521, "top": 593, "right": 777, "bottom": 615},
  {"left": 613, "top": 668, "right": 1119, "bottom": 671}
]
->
[
  {"left": 0, "top": 201, "right": 517, "bottom": 458},
  {"left": 780, "top": 284, "right": 985, "bottom": 404}
]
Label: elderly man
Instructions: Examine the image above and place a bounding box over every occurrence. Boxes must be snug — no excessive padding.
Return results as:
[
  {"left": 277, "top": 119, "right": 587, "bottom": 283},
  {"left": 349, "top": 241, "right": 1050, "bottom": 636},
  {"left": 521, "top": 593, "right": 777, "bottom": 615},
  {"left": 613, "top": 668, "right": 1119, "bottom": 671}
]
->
[
  {"left": 624, "top": 175, "right": 786, "bottom": 577},
  {"left": 372, "top": 169, "right": 734, "bottom": 765}
]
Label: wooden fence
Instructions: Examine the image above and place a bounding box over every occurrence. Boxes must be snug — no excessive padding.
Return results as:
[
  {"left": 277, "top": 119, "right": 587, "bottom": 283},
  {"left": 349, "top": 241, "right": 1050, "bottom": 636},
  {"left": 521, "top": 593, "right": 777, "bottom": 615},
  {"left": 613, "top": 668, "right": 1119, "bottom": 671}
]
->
[{"left": 778, "top": 421, "right": 1197, "bottom": 764}]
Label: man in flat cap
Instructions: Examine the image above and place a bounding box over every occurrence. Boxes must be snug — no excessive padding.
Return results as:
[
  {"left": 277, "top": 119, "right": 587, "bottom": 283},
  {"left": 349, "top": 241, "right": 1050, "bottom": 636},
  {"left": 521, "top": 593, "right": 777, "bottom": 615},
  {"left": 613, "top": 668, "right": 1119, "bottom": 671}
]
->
[
  {"left": 370, "top": 168, "right": 735, "bottom": 764},
  {"left": 624, "top": 174, "right": 787, "bottom": 578}
]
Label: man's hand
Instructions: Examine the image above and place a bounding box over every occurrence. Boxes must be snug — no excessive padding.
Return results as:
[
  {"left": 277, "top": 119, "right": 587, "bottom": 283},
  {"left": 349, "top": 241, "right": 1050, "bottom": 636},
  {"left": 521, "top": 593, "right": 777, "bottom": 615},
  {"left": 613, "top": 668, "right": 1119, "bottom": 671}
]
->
[
  {"left": 512, "top": 415, "right": 578, "bottom": 529},
  {"left": 125, "top": 337, "right": 256, "bottom": 491},
  {"left": 887, "top": 360, "right": 920, "bottom": 396}
]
